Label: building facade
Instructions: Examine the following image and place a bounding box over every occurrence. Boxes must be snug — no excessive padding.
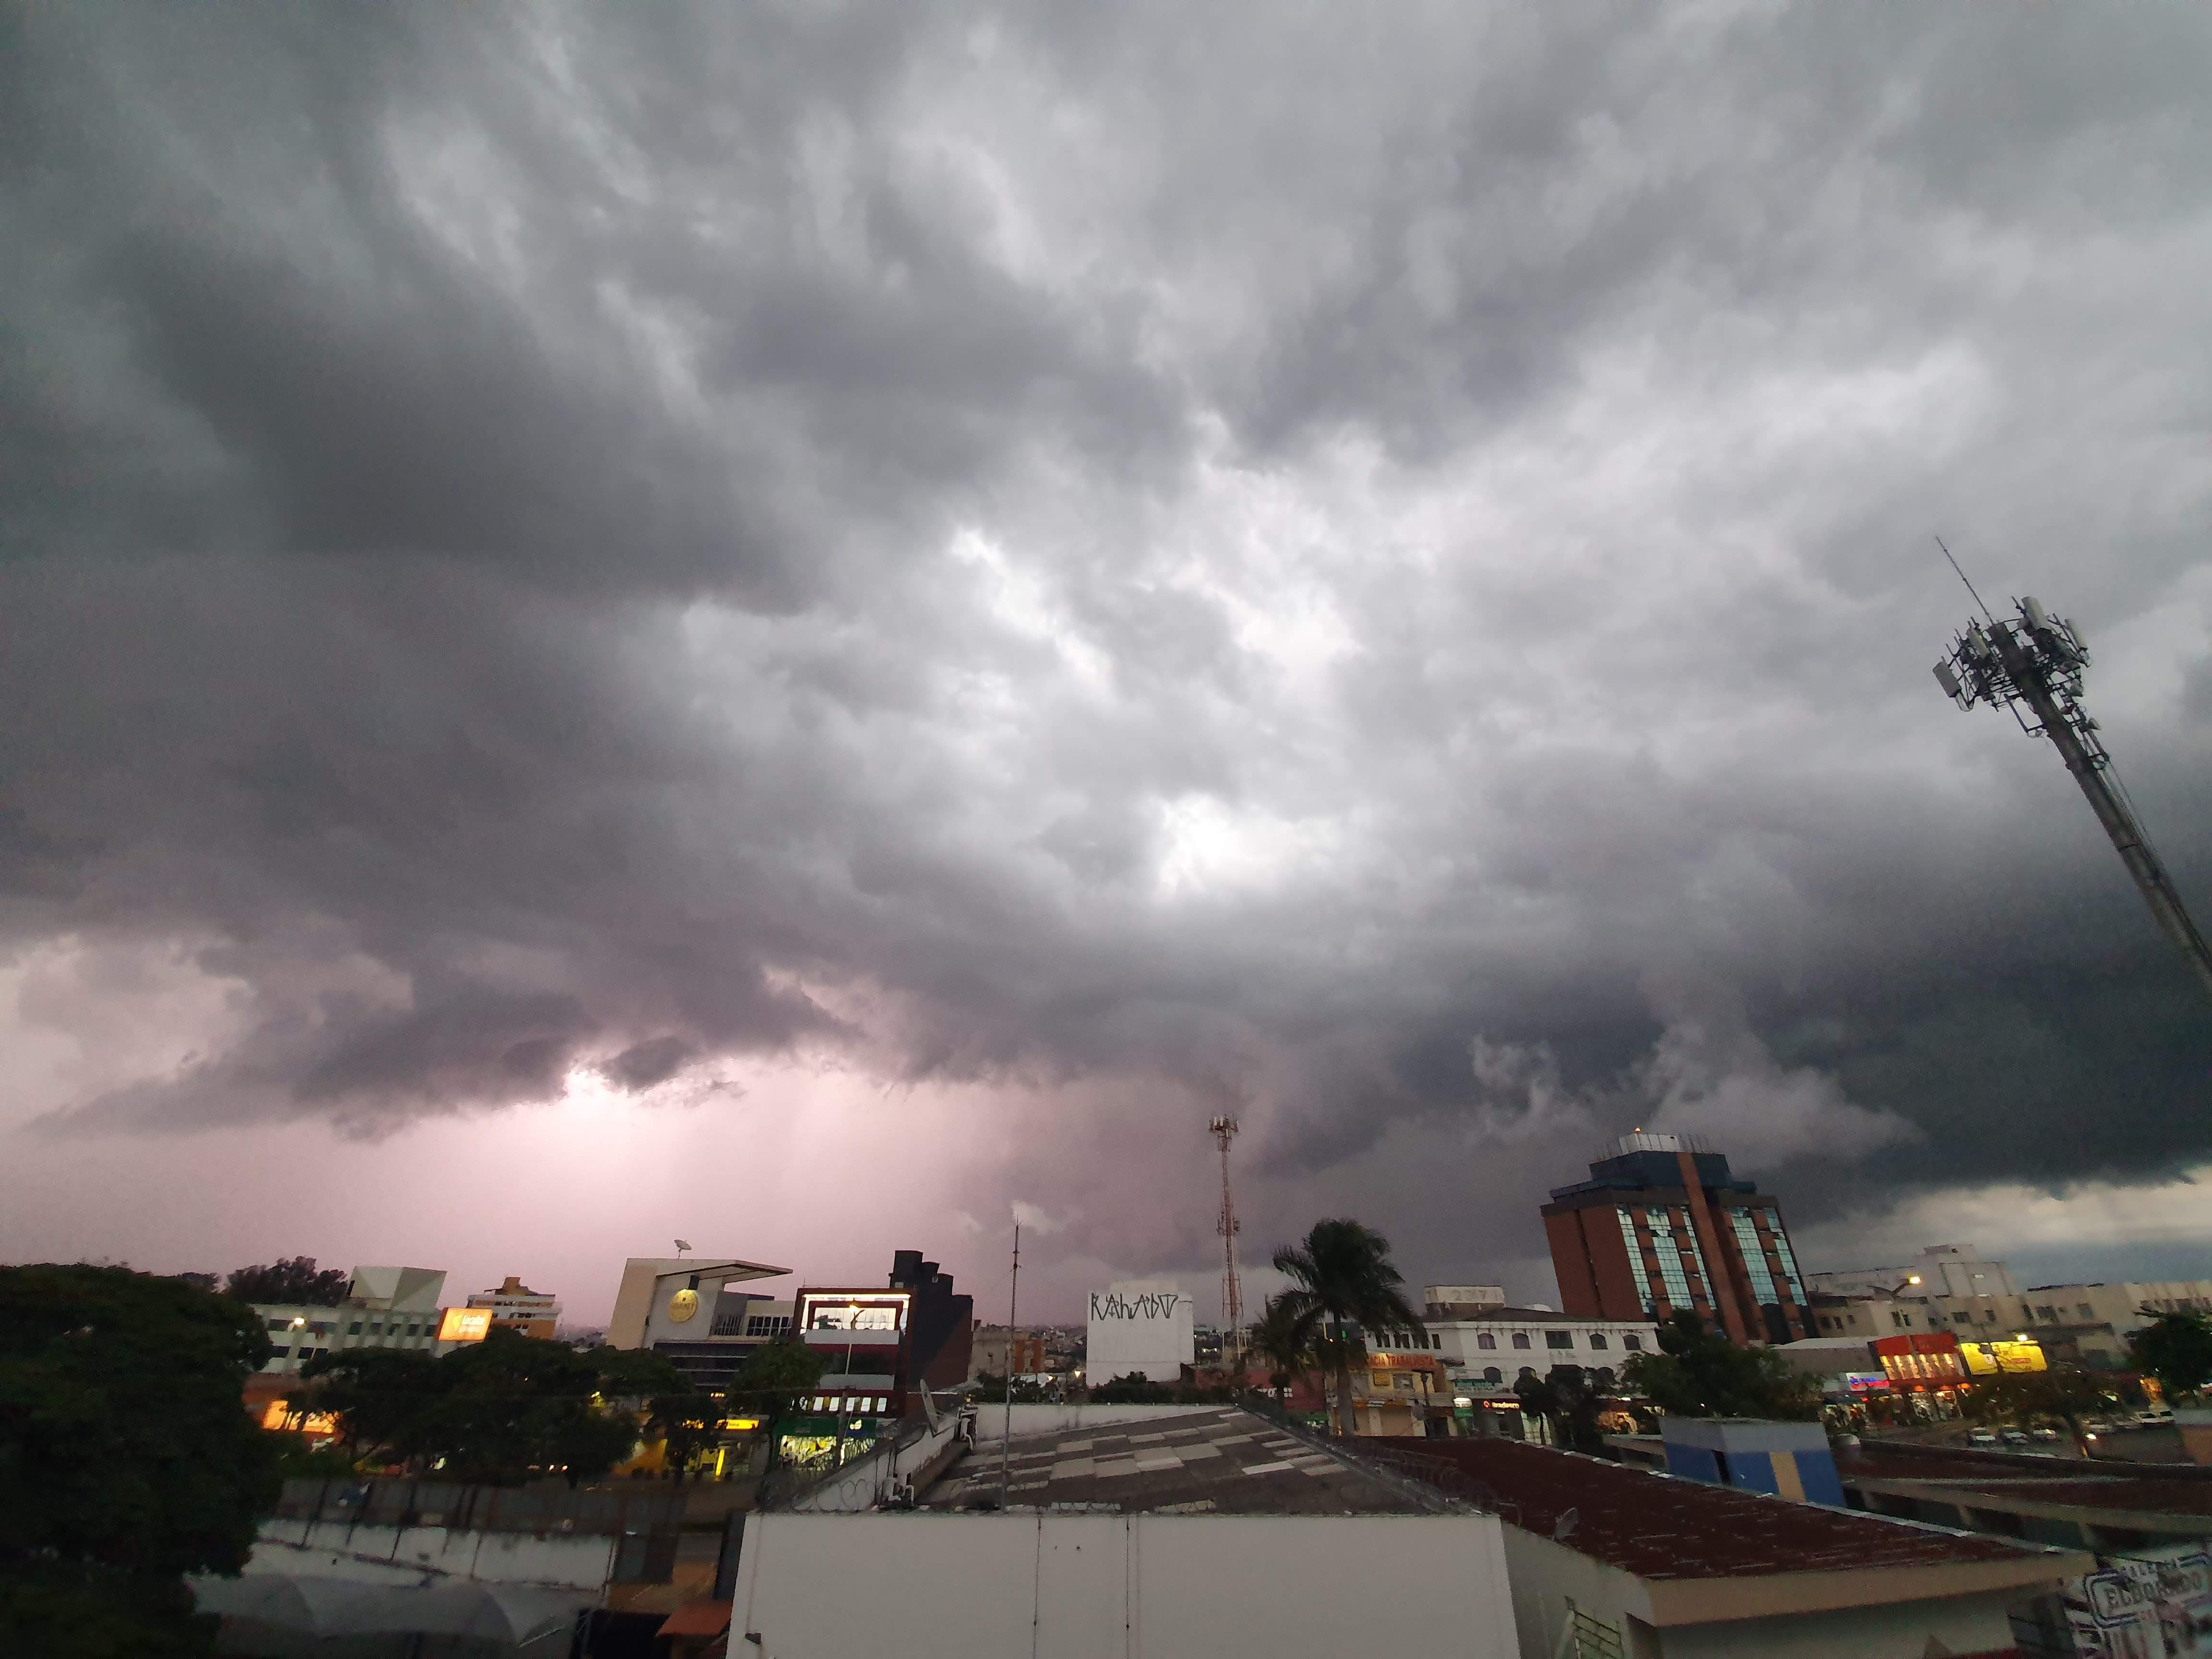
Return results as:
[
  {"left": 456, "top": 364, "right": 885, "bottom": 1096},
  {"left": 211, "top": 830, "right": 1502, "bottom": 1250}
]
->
[
  {"left": 466, "top": 1274, "right": 562, "bottom": 1340},
  {"left": 1398, "top": 1297, "right": 1659, "bottom": 1410},
  {"left": 250, "top": 1264, "right": 452, "bottom": 1376},
  {"left": 604, "top": 1253, "right": 793, "bottom": 1390},
  {"left": 1085, "top": 1279, "right": 1195, "bottom": 1384},
  {"left": 1541, "top": 1132, "right": 1809, "bottom": 1345},
  {"left": 794, "top": 1248, "right": 975, "bottom": 1426}
]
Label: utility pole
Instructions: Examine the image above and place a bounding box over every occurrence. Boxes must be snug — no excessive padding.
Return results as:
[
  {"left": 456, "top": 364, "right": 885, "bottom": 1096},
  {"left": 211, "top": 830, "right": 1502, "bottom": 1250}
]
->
[
  {"left": 1209, "top": 1117, "right": 1244, "bottom": 1376},
  {"left": 1935, "top": 574, "right": 2212, "bottom": 1007},
  {"left": 999, "top": 1221, "right": 1018, "bottom": 1507}
]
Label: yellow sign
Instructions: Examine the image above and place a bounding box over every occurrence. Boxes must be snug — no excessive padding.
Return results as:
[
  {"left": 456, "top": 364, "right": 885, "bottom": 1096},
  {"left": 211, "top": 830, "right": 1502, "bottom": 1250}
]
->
[
  {"left": 1960, "top": 1339, "right": 2045, "bottom": 1375},
  {"left": 261, "top": 1400, "right": 340, "bottom": 1435},
  {"left": 668, "top": 1288, "right": 700, "bottom": 1323},
  {"left": 437, "top": 1307, "right": 493, "bottom": 1343}
]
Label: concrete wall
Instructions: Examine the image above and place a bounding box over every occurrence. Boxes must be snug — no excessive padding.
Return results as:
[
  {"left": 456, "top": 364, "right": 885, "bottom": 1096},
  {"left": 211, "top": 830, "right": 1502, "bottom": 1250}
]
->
[
  {"left": 787, "top": 1417, "right": 965, "bottom": 1512},
  {"left": 251, "top": 1518, "right": 617, "bottom": 1590},
  {"left": 732, "top": 1511, "right": 1515, "bottom": 1659},
  {"left": 968, "top": 1403, "right": 1212, "bottom": 1445},
  {"left": 1495, "top": 1521, "right": 2031, "bottom": 1659}
]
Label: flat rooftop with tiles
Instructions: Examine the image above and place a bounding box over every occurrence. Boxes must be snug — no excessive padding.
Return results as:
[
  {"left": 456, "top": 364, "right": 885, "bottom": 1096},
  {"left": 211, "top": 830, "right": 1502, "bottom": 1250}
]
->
[{"left": 924, "top": 1408, "right": 1442, "bottom": 1515}]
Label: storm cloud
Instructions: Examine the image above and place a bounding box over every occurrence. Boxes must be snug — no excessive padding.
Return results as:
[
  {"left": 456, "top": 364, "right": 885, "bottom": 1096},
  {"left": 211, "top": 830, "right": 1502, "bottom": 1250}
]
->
[{"left": 5, "top": 2, "right": 2211, "bottom": 1308}]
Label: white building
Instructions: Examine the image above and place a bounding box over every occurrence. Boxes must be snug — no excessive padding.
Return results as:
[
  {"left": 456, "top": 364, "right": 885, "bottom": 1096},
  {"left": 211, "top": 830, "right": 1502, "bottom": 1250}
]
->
[
  {"left": 251, "top": 1265, "right": 451, "bottom": 1376},
  {"left": 1395, "top": 1303, "right": 1660, "bottom": 1399},
  {"left": 1085, "top": 1279, "right": 1194, "bottom": 1383}
]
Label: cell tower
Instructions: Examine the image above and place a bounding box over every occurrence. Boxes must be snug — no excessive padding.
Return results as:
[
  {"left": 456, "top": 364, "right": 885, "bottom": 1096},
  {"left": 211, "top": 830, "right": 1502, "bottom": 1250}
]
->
[
  {"left": 1934, "top": 565, "right": 2212, "bottom": 1007},
  {"left": 1208, "top": 1115, "right": 1244, "bottom": 1371}
]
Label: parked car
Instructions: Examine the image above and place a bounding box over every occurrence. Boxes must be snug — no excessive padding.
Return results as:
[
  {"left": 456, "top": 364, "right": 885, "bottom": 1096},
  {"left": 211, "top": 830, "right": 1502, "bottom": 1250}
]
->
[
  {"left": 2137, "top": 1409, "right": 2175, "bottom": 1427},
  {"left": 1968, "top": 1429, "right": 1999, "bottom": 1446},
  {"left": 2001, "top": 1429, "right": 2031, "bottom": 1446},
  {"left": 2030, "top": 1427, "right": 2061, "bottom": 1442}
]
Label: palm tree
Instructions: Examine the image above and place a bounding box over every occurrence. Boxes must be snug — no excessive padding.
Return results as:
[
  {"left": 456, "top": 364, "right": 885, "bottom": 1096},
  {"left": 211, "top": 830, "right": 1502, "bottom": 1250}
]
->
[
  {"left": 1270, "top": 1219, "right": 1426, "bottom": 1438},
  {"left": 1248, "top": 1294, "right": 1317, "bottom": 1407}
]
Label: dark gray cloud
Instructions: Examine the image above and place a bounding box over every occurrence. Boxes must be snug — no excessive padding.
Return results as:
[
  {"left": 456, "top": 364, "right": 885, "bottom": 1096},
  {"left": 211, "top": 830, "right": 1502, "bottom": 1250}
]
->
[{"left": 5, "top": 1, "right": 2211, "bottom": 1293}]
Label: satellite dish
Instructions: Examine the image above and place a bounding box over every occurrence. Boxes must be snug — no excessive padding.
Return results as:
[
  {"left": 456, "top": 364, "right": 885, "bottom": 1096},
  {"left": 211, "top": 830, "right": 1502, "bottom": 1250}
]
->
[
  {"left": 1552, "top": 1507, "right": 1579, "bottom": 1541},
  {"left": 675, "top": 1239, "right": 693, "bottom": 1256}
]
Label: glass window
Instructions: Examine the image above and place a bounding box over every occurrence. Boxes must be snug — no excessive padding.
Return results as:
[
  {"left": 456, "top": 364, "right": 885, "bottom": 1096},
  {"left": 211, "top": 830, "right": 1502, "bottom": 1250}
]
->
[
  {"left": 1623, "top": 1334, "right": 1642, "bottom": 1352},
  {"left": 1646, "top": 1211, "right": 1695, "bottom": 1306},
  {"left": 1511, "top": 1333, "right": 1531, "bottom": 1350},
  {"left": 1588, "top": 1334, "right": 1608, "bottom": 1350},
  {"left": 1767, "top": 1225, "right": 1806, "bottom": 1304},
  {"left": 2078, "top": 1304, "right": 2093, "bottom": 1318},
  {"left": 1545, "top": 1331, "right": 1572, "bottom": 1350},
  {"left": 1728, "top": 1209, "right": 1779, "bottom": 1306},
  {"left": 348, "top": 1322, "right": 362, "bottom": 1335},
  {"left": 1616, "top": 1209, "right": 1655, "bottom": 1314},
  {"left": 1477, "top": 1332, "right": 1496, "bottom": 1350},
  {"left": 1482, "top": 1367, "right": 1502, "bottom": 1384}
]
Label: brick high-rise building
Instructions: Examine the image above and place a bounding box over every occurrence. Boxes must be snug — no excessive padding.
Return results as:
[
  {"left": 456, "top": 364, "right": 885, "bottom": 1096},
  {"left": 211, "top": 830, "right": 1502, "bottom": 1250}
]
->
[{"left": 1542, "top": 1132, "right": 1809, "bottom": 1346}]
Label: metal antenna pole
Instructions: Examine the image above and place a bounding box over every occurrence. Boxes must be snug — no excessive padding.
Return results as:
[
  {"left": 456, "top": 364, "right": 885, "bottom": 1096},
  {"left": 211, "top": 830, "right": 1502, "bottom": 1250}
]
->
[
  {"left": 999, "top": 1222, "right": 1018, "bottom": 1506},
  {"left": 1935, "top": 586, "right": 2212, "bottom": 1008},
  {"left": 1209, "top": 1117, "right": 1243, "bottom": 1377}
]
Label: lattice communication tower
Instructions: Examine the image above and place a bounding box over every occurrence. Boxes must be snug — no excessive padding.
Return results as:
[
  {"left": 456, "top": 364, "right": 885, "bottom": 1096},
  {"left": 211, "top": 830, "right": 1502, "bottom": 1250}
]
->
[
  {"left": 1935, "top": 576, "right": 2212, "bottom": 1007},
  {"left": 1208, "top": 1115, "right": 1244, "bottom": 1371}
]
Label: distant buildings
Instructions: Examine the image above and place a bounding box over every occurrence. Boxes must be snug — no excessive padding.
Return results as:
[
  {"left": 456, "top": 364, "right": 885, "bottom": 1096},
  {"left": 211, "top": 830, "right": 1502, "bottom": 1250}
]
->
[
  {"left": 1542, "top": 1131, "right": 1810, "bottom": 1345},
  {"left": 1808, "top": 1244, "right": 2212, "bottom": 1370},
  {"left": 467, "top": 1274, "right": 562, "bottom": 1340},
  {"left": 1409, "top": 1286, "right": 1659, "bottom": 1425},
  {"left": 793, "top": 1249, "right": 974, "bottom": 1430},
  {"left": 248, "top": 1264, "right": 452, "bottom": 1376}
]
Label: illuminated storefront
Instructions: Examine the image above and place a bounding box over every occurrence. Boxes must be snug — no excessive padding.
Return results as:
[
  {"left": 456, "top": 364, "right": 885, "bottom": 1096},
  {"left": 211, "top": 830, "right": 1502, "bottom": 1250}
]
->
[{"left": 1960, "top": 1337, "right": 2047, "bottom": 1375}]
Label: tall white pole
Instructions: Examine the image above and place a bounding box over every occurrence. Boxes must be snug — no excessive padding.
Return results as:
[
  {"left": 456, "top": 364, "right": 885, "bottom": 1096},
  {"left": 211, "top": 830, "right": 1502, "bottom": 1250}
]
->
[{"left": 1000, "top": 1221, "right": 1019, "bottom": 1505}]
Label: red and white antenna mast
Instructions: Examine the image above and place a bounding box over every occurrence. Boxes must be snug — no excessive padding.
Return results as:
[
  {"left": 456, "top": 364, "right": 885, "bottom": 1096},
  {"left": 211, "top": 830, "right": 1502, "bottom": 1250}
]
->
[{"left": 1208, "top": 1116, "right": 1243, "bottom": 1373}]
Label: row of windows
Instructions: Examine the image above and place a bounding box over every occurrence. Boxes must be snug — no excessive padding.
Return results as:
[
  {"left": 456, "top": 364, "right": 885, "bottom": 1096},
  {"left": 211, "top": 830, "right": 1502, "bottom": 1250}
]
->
[
  {"left": 1468, "top": 1329, "right": 1643, "bottom": 1352},
  {"left": 745, "top": 1314, "right": 793, "bottom": 1337},
  {"left": 263, "top": 1317, "right": 427, "bottom": 1339}
]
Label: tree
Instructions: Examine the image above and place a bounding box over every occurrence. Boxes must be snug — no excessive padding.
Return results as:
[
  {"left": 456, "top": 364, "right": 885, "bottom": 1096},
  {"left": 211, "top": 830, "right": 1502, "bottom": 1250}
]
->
[
  {"left": 1516, "top": 1364, "right": 1612, "bottom": 1452},
  {"left": 2130, "top": 1310, "right": 2212, "bottom": 1404},
  {"left": 0, "top": 1264, "right": 283, "bottom": 1655},
  {"left": 301, "top": 1330, "right": 648, "bottom": 1487},
  {"left": 1966, "top": 1366, "right": 2113, "bottom": 1454},
  {"left": 1620, "top": 1311, "right": 1820, "bottom": 1423},
  {"left": 729, "top": 1339, "right": 825, "bottom": 1472},
  {"left": 1269, "top": 1219, "right": 1426, "bottom": 1437},
  {"left": 224, "top": 1258, "right": 350, "bottom": 1307},
  {"left": 1088, "top": 1373, "right": 1177, "bottom": 1404},
  {"left": 1249, "top": 1294, "right": 1318, "bottom": 1405}
]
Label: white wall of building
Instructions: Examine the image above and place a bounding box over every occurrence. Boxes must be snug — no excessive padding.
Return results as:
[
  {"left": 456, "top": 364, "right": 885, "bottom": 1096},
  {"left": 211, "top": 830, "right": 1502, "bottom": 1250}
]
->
[
  {"left": 1431, "top": 1315, "right": 1659, "bottom": 1391},
  {"left": 1495, "top": 1519, "right": 2042, "bottom": 1659},
  {"left": 968, "top": 1403, "right": 1211, "bottom": 1445},
  {"left": 732, "top": 1512, "right": 1516, "bottom": 1659},
  {"left": 1085, "top": 1280, "right": 1194, "bottom": 1383},
  {"left": 251, "top": 1518, "right": 617, "bottom": 1591}
]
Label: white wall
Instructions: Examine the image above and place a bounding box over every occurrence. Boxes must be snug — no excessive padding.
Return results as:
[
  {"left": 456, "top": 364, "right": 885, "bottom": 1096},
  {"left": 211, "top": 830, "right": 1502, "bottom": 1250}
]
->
[
  {"left": 732, "top": 1511, "right": 1516, "bottom": 1659},
  {"left": 251, "top": 1518, "right": 616, "bottom": 1590},
  {"left": 1495, "top": 1520, "right": 2030, "bottom": 1659},
  {"left": 1086, "top": 1281, "right": 1194, "bottom": 1383},
  {"left": 968, "top": 1403, "right": 1212, "bottom": 1445}
]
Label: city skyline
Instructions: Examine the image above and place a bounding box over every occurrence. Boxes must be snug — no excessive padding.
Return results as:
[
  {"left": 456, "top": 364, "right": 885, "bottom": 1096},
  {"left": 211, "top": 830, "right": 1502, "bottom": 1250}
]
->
[{"left": 6, "top": 5, "right": 2212, "bottom": 1324}]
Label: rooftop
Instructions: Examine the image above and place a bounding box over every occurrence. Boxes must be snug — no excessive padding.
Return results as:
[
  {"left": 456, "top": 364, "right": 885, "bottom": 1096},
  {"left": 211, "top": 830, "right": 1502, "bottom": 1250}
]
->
[
  {"left": 1838, "top": 1440, "right": 2212, "bottom": 1522},
  {"left": 1387, "top": 1438, "right": 2062, "bottom": 1580},
  {"left": 923, "top": 1409, "right": 1446, "bottom": 1515}
]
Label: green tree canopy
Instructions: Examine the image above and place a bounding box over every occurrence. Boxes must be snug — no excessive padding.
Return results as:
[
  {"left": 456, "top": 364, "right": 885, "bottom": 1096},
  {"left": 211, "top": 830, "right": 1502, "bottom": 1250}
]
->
[
  {"left": 1269, "top": 1218, "right": 1425, "bottom": 1436},
  {"left": 0, "top": 1264, "right": 282, "bottom": 1654},
  {"left": 1620, "top": 1311, "right": 1820, "bottom": 1422},
  {"left": 1249, "top": 1294, "right": 1318, "bottom": 1403},
  {"left": 223, "top": 1258, "right": 351, "bottom": 1306},
  {"left": 301, "top": 1329, "right": 656, "bottom": 1487},
  {"left": 1515, "top": 1364, "right": 1615, "bottom": 1452},
  {"left": 2130, "top": 1310, "right": 2212, "bottom": 1403}
]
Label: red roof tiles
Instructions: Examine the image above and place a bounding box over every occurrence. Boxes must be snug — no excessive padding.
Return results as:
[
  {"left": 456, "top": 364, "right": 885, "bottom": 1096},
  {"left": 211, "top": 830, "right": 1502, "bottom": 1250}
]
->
[{"left": 1388, "top": 1438, "right": 2053, "bottom": 1579}]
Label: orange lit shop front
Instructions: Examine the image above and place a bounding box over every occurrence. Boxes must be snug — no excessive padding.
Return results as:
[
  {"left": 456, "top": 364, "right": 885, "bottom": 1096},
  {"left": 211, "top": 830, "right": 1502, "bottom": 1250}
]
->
[
  {"left": 1360, "top": 1351, "right": 1448, "bottom": 1435},
  {"left": 1874, "top": 1333, "right": 1967, "bottom": 1391}
]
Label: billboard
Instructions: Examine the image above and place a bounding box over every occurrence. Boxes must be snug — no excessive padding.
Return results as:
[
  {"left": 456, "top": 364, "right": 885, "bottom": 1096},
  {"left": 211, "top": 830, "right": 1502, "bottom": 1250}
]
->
[
  {"left": 1087, "top": 1280, "right": 1193, "bottom": 1383},
  {"left": 437, "top": 1306, "right": 493, "bottom": 1343},
  {"left": 1960, "top": 1339, "right": 2046, "bottom": 1376}
]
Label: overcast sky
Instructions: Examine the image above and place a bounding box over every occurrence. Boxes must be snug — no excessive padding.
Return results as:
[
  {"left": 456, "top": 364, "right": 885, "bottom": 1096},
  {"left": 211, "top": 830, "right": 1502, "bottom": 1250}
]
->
[{"left": 6, "top": 3, "right": 2211, "bottom": 1325}]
